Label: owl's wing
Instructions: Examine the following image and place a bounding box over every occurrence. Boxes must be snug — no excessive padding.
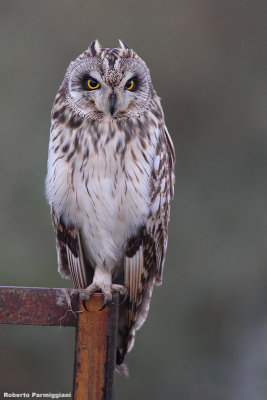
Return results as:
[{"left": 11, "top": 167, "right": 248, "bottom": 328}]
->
[
  {"left": 150, "top": 125, "right": 175, "bottom": 285},
  {"left": 51, "top": 206, "right": 88, "bottom": 289},
  {"left": 117, "top": 126, "right": 175, "bottom": 368}
]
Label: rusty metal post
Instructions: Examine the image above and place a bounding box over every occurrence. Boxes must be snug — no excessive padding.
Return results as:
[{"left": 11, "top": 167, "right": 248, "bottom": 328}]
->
[
  {"left": 0, "top": 286, "right": 119, "bottom": 400},
  {"left": 73, "top": 294, "right": 119, "bottom": 400}
]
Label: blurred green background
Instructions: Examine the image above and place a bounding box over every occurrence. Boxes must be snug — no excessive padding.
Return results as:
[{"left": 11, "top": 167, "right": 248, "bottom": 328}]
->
[{"left": 0, "top": 0, "right": 266, "bottom": 399}]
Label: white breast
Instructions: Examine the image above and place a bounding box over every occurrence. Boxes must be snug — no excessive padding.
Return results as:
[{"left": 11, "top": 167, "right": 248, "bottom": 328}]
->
[{"left": 46, "top": 125, "right": 159, "bottom": 270}]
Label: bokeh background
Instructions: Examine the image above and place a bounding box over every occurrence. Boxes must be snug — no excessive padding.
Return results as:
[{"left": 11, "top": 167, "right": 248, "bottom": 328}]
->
[{"left": 0, "top": 1, "right": 266, "bottom": 399}]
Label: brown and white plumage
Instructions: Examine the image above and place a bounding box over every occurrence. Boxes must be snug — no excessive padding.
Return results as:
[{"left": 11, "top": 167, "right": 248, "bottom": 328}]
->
[{"left": 46, "top": 40, "right": 175, "bottom": 375}]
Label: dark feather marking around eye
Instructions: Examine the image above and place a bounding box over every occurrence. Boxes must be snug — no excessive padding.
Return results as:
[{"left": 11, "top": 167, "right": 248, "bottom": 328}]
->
[
  {"left": 79, "top": 73, "right": 96, "bottom": 90},
  {"left": 125, "top": 75, "right": 141, "bottom": 91}
]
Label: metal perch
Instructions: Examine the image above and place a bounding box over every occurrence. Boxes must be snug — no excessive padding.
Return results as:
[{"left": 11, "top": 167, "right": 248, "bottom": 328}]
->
[{"left": 0, "top": 286, "right": 119, "bottom": 400}]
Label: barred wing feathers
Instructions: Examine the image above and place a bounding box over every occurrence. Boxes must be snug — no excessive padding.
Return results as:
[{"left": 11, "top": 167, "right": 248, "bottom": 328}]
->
[
  {"left": 118, "top": 125, "right": 175, "bottom": 365},
  {"left": 51, "top": 206, "right": 88, "bottom": 289}
]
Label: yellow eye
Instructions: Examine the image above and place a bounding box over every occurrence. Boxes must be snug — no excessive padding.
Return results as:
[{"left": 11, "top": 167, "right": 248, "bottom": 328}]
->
[
  {"left": 87, "top": 78, "right": 100, "bottom": 90},
  {"left": 125, "top": 79, "right": 134, "bottom": 91}
]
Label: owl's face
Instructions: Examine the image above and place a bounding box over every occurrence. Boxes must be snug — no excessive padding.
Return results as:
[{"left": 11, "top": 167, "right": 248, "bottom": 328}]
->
[{"left": 63, "top": 40, "right": 153, "bottom": 120}]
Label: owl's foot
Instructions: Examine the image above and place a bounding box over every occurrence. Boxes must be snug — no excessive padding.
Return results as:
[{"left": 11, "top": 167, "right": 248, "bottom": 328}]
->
[
  {"left": 81, "top": 283, "right": 127, "bottom": 311},
  {"left": 98, "top": 284, "right": 128, "bottom": 310},
  {"left": 111, "top": 284, "right": 128, "bottom": 306},
  {"left": 80, "top": 282, "right": 111, "bottom": 311},
  {"left": 111, "top": 284, "right": 128, "bottom": 296}
]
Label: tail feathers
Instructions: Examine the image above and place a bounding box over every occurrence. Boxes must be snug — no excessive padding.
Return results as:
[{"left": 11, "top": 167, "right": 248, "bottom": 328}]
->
[{"left": 115, "top": 363, "right": 129, "bottom": 378}]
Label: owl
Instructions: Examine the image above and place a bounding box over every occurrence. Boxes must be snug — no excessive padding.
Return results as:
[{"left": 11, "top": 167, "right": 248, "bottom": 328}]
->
[{"left": 46, "top": 40, "right": 175, "bottom": 376}]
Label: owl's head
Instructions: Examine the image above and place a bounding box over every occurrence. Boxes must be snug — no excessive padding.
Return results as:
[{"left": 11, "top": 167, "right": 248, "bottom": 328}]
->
[{"left": 62, "top": 40, "right": 154, "bottom": 120}]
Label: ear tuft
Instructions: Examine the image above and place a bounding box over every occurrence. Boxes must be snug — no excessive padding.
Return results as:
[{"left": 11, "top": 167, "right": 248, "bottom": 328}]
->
[
  {"left": 88, "top": 39, "right": 102, "bottom": 56},
  {"left": 118, "top": 39, "right": 129, "bottom": 50}
]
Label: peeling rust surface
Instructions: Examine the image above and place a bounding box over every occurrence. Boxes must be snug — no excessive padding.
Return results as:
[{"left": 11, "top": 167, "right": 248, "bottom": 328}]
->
[{"left": 0, "top": 286, "right": 80, "bottom": 326}]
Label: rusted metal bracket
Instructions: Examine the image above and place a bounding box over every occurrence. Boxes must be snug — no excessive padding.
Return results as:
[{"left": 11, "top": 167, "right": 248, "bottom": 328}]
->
[{"left": 0, "top": 286, "right": 119, "bottom": 400}]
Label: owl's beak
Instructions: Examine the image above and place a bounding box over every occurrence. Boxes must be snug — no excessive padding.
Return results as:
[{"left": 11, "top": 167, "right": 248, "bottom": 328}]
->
[{"left": 109, "top": 91, "right": 116, "bottom": 116}]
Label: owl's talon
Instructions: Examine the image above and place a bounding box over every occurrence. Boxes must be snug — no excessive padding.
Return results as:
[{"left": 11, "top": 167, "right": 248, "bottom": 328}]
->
[
  {"left": 98, "top": 299, "right": 110, "bottom": 311},
  {"left": 80, "top": 291, "right": 90, "bottom": 311},
  {"left": 82, "top": 295, "right": 90, "bottom": 312},
  {"left": 98, "top": 289, "right": 113, "bottom": 311}
]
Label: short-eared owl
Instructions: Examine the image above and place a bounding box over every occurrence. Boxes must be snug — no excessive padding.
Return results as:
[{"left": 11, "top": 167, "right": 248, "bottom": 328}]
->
[{"left": 46, "top": 40, "right": 175, "bottom": 375}]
